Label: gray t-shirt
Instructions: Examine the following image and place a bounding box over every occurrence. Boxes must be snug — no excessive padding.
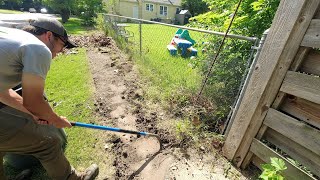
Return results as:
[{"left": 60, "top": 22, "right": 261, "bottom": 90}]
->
[{"left": 0, "top": 27, "right": 52, "bottom": 93}]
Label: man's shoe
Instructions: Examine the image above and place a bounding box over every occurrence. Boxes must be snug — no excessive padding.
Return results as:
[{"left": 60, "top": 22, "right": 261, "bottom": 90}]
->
[
  {"left": 68, "top": 164, "right": 99, "bottom": 180},
  {"left": 82, "top": 164, "right": 99, "bottom": 180},
  {"left": 14, "top": 169, "right": 32, "bottom": 180}
]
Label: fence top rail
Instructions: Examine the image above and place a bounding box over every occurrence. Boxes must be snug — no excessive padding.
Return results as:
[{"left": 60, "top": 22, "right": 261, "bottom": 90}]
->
[{"left": 104, "top": 13, "right": 258, "bottom": 42}]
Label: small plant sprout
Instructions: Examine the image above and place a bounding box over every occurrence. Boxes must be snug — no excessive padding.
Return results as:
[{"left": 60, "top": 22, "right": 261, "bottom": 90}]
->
[{"left": 260, "top": 157, "right": 287, "bottom": 180}]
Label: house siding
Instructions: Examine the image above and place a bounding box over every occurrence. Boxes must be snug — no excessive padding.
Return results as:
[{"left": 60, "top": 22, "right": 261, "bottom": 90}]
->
[
  {"left": 118, "top": 1, "right": 138, "bottom": 18},
  {"left": 108, "top": 0, "right": 181, "bottom": 23}
]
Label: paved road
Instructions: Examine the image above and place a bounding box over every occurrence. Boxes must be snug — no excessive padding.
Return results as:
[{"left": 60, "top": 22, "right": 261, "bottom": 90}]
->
[{"left": 0, "top": 12, "right": 58, "bottom": 28}]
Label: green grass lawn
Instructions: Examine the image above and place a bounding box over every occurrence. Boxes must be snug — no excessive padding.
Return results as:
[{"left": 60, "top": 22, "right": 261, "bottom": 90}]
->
[
  {"left": 0, "top": 9, "right": 23, "bottom": 14},
  {"left": 60, "top": 18, "right": 90, "bottom": 35},
  {"left": 125, "top": 24, "right": 206, "bottom": 104},
  {"left": 46, "top": 48, "right": 115, "bottom": 174},
  {"left": 46, "top": 48, "right": 97, "bottom": 167}
]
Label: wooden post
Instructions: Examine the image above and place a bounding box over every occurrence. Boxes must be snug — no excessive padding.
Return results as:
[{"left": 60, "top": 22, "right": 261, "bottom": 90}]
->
[{"left": 222, "top": 0, "right": 320, "bottom": 167}]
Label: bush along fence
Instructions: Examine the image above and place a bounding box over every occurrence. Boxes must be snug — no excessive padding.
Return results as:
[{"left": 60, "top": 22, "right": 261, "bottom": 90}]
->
[
  {"left": 102, "top": 13, "right": 261, "bottom": 134},
  {"left": 223, "top": 0, "right": 320, "bottom": 179}
]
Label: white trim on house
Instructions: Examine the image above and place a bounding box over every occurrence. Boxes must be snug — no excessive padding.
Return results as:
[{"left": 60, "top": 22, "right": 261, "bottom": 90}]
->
[
  {"left": 122, "top": 0, "right": 181, "bottom": 6},
  {"left": 159, "top": 5, "right": 168, "bottom": 16},
  {"left": 146, "top": 3, "right": 154, "bottom": 12}
]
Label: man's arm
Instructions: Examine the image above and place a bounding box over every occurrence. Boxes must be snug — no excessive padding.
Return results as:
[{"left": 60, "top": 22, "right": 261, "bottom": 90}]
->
[
  {"left": 0, "top": 89, "right": 37, "bottom": 120},
  {"left": 22, "top": 73, "right": 71, "bottom": 128}
]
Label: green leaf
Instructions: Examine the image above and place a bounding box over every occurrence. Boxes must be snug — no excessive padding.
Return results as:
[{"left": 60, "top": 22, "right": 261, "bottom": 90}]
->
[
  {"left": 271, "top": 157, "right": 287, "bottom": 171},
  {"left": 261, "top": 164, "right": 275, "bottom": 171}
]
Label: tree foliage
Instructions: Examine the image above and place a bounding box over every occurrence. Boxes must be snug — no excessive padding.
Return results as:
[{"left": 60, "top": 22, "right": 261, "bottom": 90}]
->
[
  {"left": 0, "top": 0, "right": 104, "bottom": 25},
  {"left": 42, "top": 0, "right": 74, "bottom": 23},
  {"left": 0, "top": 0, "right": 23, "bottom": 9},
  {"left": 42, "top": 0, "right": 104, "bottom": 25},
  {"left": 189, "top": 0, "right": 280, "bottom": 129},
  {"left": 181, "top": 0, "right": 208, "bottom": 16},
  {"left": 0, "top": 0, "right": 44, "bottom": 11},
  {"left": 73, "top": 0, "right": 104, "bottom": 26}
]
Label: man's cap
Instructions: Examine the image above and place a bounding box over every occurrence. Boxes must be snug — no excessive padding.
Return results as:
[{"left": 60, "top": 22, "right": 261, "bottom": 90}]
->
[{"left": 30, "top": 18, "right": 77, "bottom": 49}]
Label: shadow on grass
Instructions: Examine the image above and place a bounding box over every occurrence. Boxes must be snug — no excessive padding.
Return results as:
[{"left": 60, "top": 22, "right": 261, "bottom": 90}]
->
[{"left": 4, "top": 161, "right": 49, "bottom": 179}]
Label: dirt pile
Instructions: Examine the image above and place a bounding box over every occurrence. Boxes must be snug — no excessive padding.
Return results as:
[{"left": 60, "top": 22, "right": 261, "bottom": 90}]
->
[{"left": 70, "top": 34, "right": 112, "bottom": 48}]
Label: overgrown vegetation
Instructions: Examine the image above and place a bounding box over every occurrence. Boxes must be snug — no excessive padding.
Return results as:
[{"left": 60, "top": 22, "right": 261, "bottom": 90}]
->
[{"left": 188, "top": 0, "right": 280, "bottom": 130}]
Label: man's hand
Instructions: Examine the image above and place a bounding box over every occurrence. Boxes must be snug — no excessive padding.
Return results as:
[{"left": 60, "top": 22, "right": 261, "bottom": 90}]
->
[
  {"left": 51, "top": 116, "right": 72, "bottom": 128},
  {"left": 36, "top": 116, "right": 71, "bottom": 128}
]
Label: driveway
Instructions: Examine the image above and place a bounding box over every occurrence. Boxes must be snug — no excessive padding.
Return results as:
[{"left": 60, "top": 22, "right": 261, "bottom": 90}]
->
[{"left": 0, "top": 12, "right": 58, "bottom": 28}]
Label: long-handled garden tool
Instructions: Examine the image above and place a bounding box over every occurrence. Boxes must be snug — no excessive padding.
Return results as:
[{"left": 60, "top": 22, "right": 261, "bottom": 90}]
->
[{"left": 71, "top": 122, "right": 162, "bottom": 149}]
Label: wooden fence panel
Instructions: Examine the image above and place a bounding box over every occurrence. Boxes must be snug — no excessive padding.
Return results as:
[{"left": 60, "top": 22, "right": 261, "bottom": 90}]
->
[
  {"left": 280, "top": 71, "right": 320, "bottom": 105},
  {"left": 265, "top": 128, "right": 320, "bottom": 176},
  {"left": 264, "top": 108, "right": 320, "bottom": 156},
  {"left": 300, "top": 50, "right": 320, "bottom": 75},
  {"left": 280, "top": 96, "right": 320, "bottom": 129},
  {"left": 301, "top": 19, "right": 320, "bottom": 48},
  {"left": 250, "top": 139, "right": 315, "bottom": 180},
  {"left": 315, "top": 8, "right": 320, "bottom": 19},
  {"left": 223, "top": 0, "right": 320, "bottom": 166},
  {"left": 251, "top": 155, "right": 264, "bottom": 170}
]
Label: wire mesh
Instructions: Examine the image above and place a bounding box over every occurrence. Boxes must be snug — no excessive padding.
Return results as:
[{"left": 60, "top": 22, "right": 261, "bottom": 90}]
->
[{"left": 103, "top": 14, "right": 257, "bottom": 133}]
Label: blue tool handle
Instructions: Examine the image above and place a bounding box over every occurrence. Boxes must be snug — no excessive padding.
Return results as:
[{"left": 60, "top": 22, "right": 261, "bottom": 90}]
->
[{"left": 71, "top": 122, "right": 148, "bottom": 136}]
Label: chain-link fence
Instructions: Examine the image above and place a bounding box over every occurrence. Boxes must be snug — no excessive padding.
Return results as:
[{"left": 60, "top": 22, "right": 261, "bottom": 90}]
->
[{"left": 103, "top": 13, "right": 261, "bottom": 134}]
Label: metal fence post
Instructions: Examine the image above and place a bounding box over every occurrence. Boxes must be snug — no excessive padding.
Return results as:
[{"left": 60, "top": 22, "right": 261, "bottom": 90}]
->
[
  {"left": 138, "top": 0, "right": 142, "bottom": 57},
  {"left": 224, "top": 29, "right": 269, "bottom": 136}
]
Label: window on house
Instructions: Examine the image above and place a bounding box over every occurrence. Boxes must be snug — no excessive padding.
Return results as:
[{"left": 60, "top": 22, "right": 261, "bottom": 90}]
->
[
  {"left": 146, "top": 4, "right": 154, "bottom": 12},
  {"left": 160, "top": 6, "right": 168, "bottom": 16}
]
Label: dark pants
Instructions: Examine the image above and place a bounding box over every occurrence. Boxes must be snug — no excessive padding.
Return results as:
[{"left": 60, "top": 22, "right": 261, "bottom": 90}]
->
[{"left": 0, "top": 106, "right": 71, "bottom": 180}]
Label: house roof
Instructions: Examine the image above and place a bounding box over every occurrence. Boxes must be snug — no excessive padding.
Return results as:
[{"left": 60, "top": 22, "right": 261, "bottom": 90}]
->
[
  {"left": 123, "top": 0, "right": 181, "bottom": 6},
  {"left": 179, "top": 10, "right": 191, "bottom": 15}
]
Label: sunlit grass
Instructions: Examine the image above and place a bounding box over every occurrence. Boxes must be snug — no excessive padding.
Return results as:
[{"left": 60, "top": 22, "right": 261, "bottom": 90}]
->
[
  {"left": 0, "top": 9, "right": 23, "bottom": 14},
  {"left": 125, "top": 23, "right": 205, "bottom": 104},
  {"left": 46, "top": 48, "right": 108, "bottom": 167},
  {"left": 59, "top": 18, "right": 91, "bottom": 35}
]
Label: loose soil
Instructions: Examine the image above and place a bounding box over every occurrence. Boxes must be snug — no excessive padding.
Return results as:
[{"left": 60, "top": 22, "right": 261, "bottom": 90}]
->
[{"left": 71, "top": 34, "right": 258, "bottom": 180}]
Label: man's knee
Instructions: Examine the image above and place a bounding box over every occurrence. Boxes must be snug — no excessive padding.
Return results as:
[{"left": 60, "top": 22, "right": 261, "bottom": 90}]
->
[{"left": 34, "top": 133, "right": 63, "bottom": 162}]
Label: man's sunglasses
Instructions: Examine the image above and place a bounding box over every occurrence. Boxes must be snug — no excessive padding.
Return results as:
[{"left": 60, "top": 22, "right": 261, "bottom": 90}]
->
[{"left": 53, "top": 33, "right": 67, "bottom": 47}]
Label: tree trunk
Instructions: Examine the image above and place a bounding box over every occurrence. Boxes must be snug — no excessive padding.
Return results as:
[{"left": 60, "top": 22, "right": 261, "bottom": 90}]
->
[{"left": 60, "top": 9, "right": 70, "bottom": 23}]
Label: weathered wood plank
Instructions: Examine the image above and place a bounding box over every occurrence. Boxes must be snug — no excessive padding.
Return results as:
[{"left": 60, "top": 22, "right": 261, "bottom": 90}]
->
[
  {"left": 223, "top": 0, "right": 320, "bottom": 166},
  {"left": 251, "top": 155, "right": 264, "bottom": 170},
  {"left": 272, "top": 47, "right": 311, "bottom": 109},
  {"left": 264, "top": 108, "right": 320, "bottom": 156},
  {"left": 241, "top": 47, "right": 312, "bottom": 169},
  {"left": 265, "top": 128, "right": 320, "bottom": 177},
  {"left": 315, "top": 8, "right": 320, "bottom": 19},
  {"left": 281, "top": 96, "right": 320, "bottom": 129},
  {"left": 315, "top": 5, "right": 320, "bottom": 18},
  {"left": 241, "top": 124, "right": 268, "bottom": 169},
  {"left": 300, "top": 50, "right": 320, "bottom": 75},
  {"left": 280, "top": 71, "right": 320, "bottom": 105},
  {"left": 290, "top": 47, "right": 312, "bottom": 72},
  {"left": 301, "top": 19, "right": 320, "bottom": 48},
  {"left": 251, "top": 139, "right": 315, "bottom": 180}
]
